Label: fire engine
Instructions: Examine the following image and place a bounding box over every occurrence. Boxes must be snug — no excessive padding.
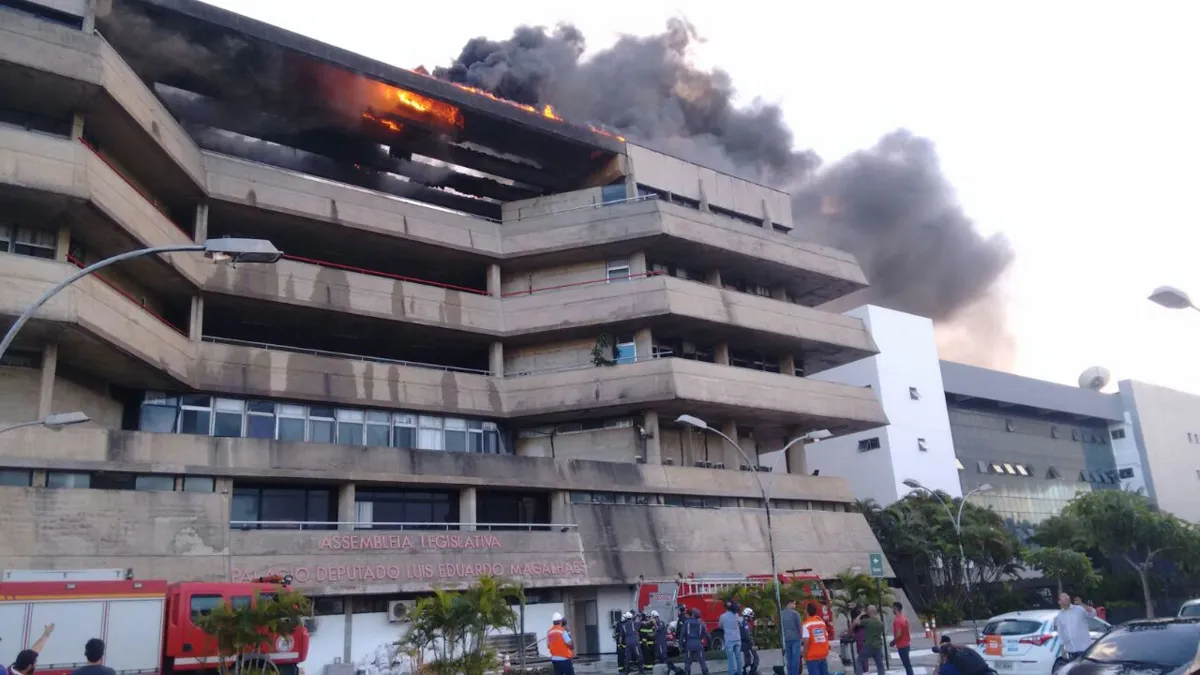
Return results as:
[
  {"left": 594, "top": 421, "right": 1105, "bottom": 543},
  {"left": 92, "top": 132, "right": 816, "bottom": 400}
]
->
[
  {"left": 636, "top": 571, "right": 835, "bottom": 649},
  {"left": 0, "top": 569, "right": 309, "bottom": 675}
]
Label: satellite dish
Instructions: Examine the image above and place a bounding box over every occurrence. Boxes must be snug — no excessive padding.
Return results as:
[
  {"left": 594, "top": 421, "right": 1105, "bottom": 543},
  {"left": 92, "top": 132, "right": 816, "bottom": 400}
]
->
[{"left": 1078, "top": 366, "right": 1111, "bottom": 391}]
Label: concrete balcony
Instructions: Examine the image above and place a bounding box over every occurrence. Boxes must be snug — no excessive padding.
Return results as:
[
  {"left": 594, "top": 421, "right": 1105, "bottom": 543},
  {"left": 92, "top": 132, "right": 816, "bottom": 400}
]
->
[
  {"left": 0, "top": 10, "right": 206, "bottom": 191},
  {"left": 0, "top": 254, "right": 194, "bottom": 387},
  {"left": 0, "top": 126, "right": 204, "bottom": 287}
]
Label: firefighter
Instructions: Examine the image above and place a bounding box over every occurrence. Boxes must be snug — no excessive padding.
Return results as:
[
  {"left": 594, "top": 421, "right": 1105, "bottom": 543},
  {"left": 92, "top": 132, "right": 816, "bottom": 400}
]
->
[
  {"left": 621, "top": 611, "right": 644, "bottom": 674},
  {"left": 681, "top": 608, "right": 710, "bottom": 675},
  {"left": 653, "top": 610, "right": 670, "bottom": 664},
  {"left": 638, "top": 612, "right": 657, "bottom": 666},
  {"left": 615, "top": 611, "right": 629, "bottom": 674},
  {"left": 740, "top": 607, "right": 760, "bottom": 675}
]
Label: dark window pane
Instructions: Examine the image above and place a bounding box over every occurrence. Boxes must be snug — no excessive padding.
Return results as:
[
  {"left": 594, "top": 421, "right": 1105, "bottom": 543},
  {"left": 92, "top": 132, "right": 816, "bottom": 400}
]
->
[
  {"left": 246, "top": 415, "right": 275, "bottom": 439},
  {"left": 135, "top": 475, "right": 175, "bottom": 491},
  {"left": 365, "top": 424, "right": 390, "bottom": 447},
  {"left": 139, "top": 405, "right": 178, "bottom": 433},
  {"left": 308, "top": 491, "right": 332, "bottom": 524},
  {"left": 181, "top": 395, "right": 211, "bottom": 407},
  {"left": 277, "top": 418, "right": 305, "bottom": 442},
  {"left": 93, "top": 473, "right": 137, "bottom": 490},
  {"left": 213, "top": 412, "right": 242, "bottom": 438},
  {"left": 230, "top": 596, "right": 252, "bottom": 610},
  {"left": 393, "top": 427, "right": 416, "bottom": 449},
  {"left": 337, "top": 422, "right": 363, "bottom": 445},
  {"left": 180, "top": 410, "right": 211, "bottom": 435},
  {"left": 0, "top": 470, "right": 32, "bottom": 486},
  {"left": 310, "top": 420, "right": 334, "bottom": 444},
  {"left": 247, "top": 401, "right": 275, "bottom": 413},
  {"left": 1086, "top": 624, "right": 1200, "bottom": 668},
  {"left": 184, "top": 477, "right": 216, "bottom": 493},
  {"left": 261, "top": 489, "right": 307, "bottom": 523},
  {"left": 231, "top": 492, "right": 259, "bottom": 524},
  {"left": 309, "top": 406, "right": 335, "bottom": 418},
  {"left": 445, "top": 430, "right": 467, "bottom": 452},
  {"left": 190, "top": 595, "right": 223, "bottom": 620},
  {"left": 47, "top": 472, "right": 91, "bottom": 489}
]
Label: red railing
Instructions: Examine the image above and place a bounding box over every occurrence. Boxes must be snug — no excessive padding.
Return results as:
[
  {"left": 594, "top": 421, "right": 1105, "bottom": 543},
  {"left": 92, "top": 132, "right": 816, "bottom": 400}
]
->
[
  {"left": 77, "top": 138, "right": 191, "bottom": 237},
  {"left": 280, "top": 254, "right": 490, "bottom": 295},
  {"left": 66, "top": 254, "right": 187, "bottom": 336},
  {"left": 500, "top": 270, "right": 663, "bottom": 298}
]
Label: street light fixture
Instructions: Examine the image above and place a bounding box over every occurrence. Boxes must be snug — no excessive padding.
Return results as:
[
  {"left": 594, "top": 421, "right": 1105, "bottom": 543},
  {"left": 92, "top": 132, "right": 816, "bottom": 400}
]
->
[
  {"left": 902, "top": 478, "right": 993, "bottom": 632},
  {"left": 1148, "top": 286, "right": 1198, "bottom": 311},
  {"left": 0, "top": 411, "right": 91, "bottom": 434},
  {"left": 675, "top": 414, "right": 830, "bottom": 662},
  {"left": 0, "top": 238, "right": 282, "bottom": 363}
]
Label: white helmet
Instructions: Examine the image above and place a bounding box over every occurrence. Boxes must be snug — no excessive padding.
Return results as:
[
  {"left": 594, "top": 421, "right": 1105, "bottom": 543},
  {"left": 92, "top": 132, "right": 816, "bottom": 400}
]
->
[
  {"left": 551, "top": 612, "right": 564, "bottom": 622},
  {"left": 742, "top": 607, "right": 755, "bottom": 617},
  {"left": 623, "top": 611, "right": 634, "bottom": 620},
  {"left": 651, "top": 610, "right": 660, "bottom": 618}
]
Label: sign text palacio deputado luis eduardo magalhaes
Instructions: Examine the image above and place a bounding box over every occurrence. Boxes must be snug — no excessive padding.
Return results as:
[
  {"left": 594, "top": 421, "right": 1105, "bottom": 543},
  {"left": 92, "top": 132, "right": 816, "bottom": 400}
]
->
[{"left": 229, "top": 532, "right": 588, "bottom": 585}]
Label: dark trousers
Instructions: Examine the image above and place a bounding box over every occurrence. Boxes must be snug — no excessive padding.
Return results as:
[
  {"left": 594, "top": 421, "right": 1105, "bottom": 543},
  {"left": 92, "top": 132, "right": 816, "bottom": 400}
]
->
[
  {"left": 742, "top": 646, "right": 759, "bottom": 674},
  {"left": 898, "top": 647, "right": 914, "bottom": 675},
  {"left": 552, "top": 660, "right": 576, "bottom": 675},
  {"left": 857, "top": 646, "right": 884, "bottom": 675},
  {"left": 684, "top": 648, "right": 710, "bottom": 675},
  {"left": 625, "top": 642, "right": 644, "bottom": 673},
  {"left": 806, "top": 657, "right": 830, "bottom": 675}
]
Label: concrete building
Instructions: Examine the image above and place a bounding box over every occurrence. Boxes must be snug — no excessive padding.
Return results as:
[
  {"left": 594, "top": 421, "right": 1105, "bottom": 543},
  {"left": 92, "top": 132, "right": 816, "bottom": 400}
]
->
[
  {"left": 0, "top": 0, "right": 891, "bottom": 665},
  {"left": 1118, "top": 380, "right": 1200, "bottom": 523}
]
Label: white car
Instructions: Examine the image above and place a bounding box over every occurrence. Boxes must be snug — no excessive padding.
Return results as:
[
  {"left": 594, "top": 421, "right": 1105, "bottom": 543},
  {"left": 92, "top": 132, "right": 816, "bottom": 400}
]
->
[
  {"left": 1179, "top": 599, "right": 1200, "bottom": 617},
  {"left": 975, "top": 609, "right": 1111, "bottom": 675}
]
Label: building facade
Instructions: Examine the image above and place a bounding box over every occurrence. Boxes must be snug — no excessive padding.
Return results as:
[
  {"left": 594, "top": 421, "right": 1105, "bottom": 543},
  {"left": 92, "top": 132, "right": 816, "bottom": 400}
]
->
[
  {"left": 1118, "top": 380, "right": 1200, "bottom": 523},
  {"left": 0, "top": 0, "right": 892, "bottom": 664}
]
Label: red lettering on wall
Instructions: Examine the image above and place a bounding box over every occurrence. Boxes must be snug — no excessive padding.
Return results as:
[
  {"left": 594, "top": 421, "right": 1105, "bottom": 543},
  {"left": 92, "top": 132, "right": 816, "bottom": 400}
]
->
[
  {"left": 316, "top": 533, "right": 502, "bottom": 551},
  {"left": 232, "top": 557, "right": 586, "bottom": 586}
]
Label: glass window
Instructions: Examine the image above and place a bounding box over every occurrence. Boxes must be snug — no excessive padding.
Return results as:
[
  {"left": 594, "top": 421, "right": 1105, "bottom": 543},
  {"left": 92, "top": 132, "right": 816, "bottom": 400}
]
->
[
  {"left": 308, "top": 406, "right": 335, "bottom": 444},
  {"left": 231, "top": 489, "right": 260, "bottom": 525},
  {"left": 12, "top": 227, "right": 56, "bottom": 259},
  {"left": 139, "top": 393, "right": 179, "bottom": 433},
  {"left": 0, "top": 470, "right": 32, "bottom": 486},
  {"left": 336, "top": 409, "right": 365, "bottom": 445},
  {"left": 418, "top": 416, "right": 444, "bottom": 450},
  {"left": 245, "top": 401, "right": 276, "bottom": 440},
  {"left": 1084, "top": 623, "right": 1200, "bottom": 668},
  {"left": 393, "top": 414, "right": 417, "bottom": 450},
  {"left": 230, "top": 596, "right": 252, "bottom": 611},
  {"left": 601, "top": 184, "right": 627, "bottom": 204},
  {"left": 365, "top": 411, "right": 390, "bottom": 447},
  {"left": 135, "top": 475, "right": 175, "bottom": 491},
  {"left": 190, "top": 595, "right": 223, "bottom": 620},
  {"left": 606, "top": 258, "right": 631, "bottom": 282},
  {"left": 179, "top": 395, "right": 212, "bottom": 435},
  {"left": 445, "top": 418, "right": 468, "bottom": 452},
  {"left": 212, "top": 398, "right": 245, "bottom": 438},
  {"left": 614, "top": 338, "right": 636, "bottom": 365},
  {"left": 47, "top": 472, "right": 90, "bottom": 489},
  {"left": 981, "top": 619, "right": 1044, "bottom": 636},
  {"left": 183, "top": 476, "right": 216, "bottom": 493},
  {"left": 277, "top": 404, "right": 307, "bottom": 442}
]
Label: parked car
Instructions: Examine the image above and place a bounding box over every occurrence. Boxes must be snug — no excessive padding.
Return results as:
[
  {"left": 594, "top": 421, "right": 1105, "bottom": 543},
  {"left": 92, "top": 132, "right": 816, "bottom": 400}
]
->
[
  {"left": 1055, "top": 617, "right": 1200, "bottom": 675},
  {"left": 1178, "top": 599, "right": 1200, "bottom": 618},
  {"left": 975, "top": 609, "right": 1110, "bottom": 675}
]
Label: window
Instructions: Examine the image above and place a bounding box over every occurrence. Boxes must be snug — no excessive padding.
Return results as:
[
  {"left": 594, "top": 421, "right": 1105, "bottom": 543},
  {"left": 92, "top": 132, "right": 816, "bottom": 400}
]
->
[
  {"left": 601, "top": 184, "right": 628, "bottom": 204},
  {"left": 140, "top": 392, "right": 179, "bottom": 433},
  {"left": 190, "top": 595, "right": 223, "bottom": 620},
  {"left": 1046, "top": 466, "right": 1061, "bottom": 480},
  {"left": 857, "top": 437, "right": 881, "bottom": 452},
  {"left": 1051, "top": 425, "right": 1059, "bottom": 439},
  {"left": 231, "top": 484, "right": 334, "bottom": 530},
  {"left": 245, "top": 401, "right": 276, "bottom": 439},
  {"left": 909, "top": 386, "right": 920, "bottom": 400},
  {"left": 179, "top": 395, "right": 212, "bottom": 435},
  {"left": 477, "top": 490, "right": 550, "bottom": 529},
  {"left": 277, "top": 404, "right": 307, "bottom": 442},
  {"left": 606, "top": 258, "right": 631, "bottom": 282},
  {"left": 418, "top": 416, "right": 444, "bottom": 450},
  {"left": 1082, "top": 623, "right": 1200, "bottom": 670},
  {"left": 1071, "top": 429, "right": 1080, "bottom": 441},
  {"left": 212, "top": 398, "right": 245, "bottom": 438},
  {"left": 991, "top": 463, "right": 1005, "bottom": 474},
  {"left": 1118, "top": 468, "right": 1135, "bottom": 479},
  {"left": 47, "top": 472, "right": 90, "bottom": 489},
  {"left": 336, "top": 409, "right": 365, "bottom": 445},
  {"left": 356, "top": 489, "right": 457, "bottom": 528},
  {"left": 1111, "top": 428, "right": 1126, "bottom": 440},
  {"left": 1014, "top": 465, "right": 1030, "bottom": 477},
  {"left": 308, "top": 406, "right": 336, "bottom": 444},
  {"left": 0, "top": 225, "right": 56, "bottom": 259},
  {"left": 1005, "top": 419, "right": 1014, "bottom": 432},
  {"left": 981, "top": 619, "right": 1044, "bottom": 636},
  {"left": 135, "top": 475, "right": 175, "bottom": 491},
  {"left": 976, "top": 461, "right": 988, "bottom": 474},
  {"left": 0, "top": 470, "right": 32, "bottom": 486},
  {"left": 955, "top": 459, "right": 965, "bottom": 471},
  {"left": 183, "top": 476, "right": 216, "bottom": 493},
  {"left": 614, "top": 336, "right": 637, "bottom": 365},
  {"left": 365, "top": 411, "right": 390, "bottom": 447},
  {"left": 393, "top": 414, "right": 417, "bottom": 450},
  {"left": 917, "top": 438, "right": 928, "bottom": 452},
  {"left": 0, "top": 348, "right": 42, "bottom": 369},
  {"left": 1003, "top": 463, "right": 1017, "bottom": 475}
]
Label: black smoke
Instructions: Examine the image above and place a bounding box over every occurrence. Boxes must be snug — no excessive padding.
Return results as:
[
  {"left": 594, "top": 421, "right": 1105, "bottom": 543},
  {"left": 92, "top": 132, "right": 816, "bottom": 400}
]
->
[{"left": 435, "top": 20, "right": 1014, "bottom": 367}]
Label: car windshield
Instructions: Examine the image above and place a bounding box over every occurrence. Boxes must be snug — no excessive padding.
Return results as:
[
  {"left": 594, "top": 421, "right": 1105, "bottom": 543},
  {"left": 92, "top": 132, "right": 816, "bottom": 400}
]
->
[
  {"left": 1181, "top": 604, "right": 1200, "bottom": 618},
  {"left": 1084, "top": 623, "right": 1200, "bottom": 668},
  {"left": 983, "top": 619, "right": 1044, "bottom": 636}
]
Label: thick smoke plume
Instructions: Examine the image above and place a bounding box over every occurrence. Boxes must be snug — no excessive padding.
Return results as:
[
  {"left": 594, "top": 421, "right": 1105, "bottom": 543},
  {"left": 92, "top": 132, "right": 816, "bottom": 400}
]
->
[{"left": 436, "top": 20, "right": 1015, "bottom": 368}]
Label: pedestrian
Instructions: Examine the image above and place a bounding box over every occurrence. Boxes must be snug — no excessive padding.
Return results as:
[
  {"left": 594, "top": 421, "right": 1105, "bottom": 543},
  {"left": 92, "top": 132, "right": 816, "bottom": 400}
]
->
[
  {"left": 849, "top": 606, "right": 868, "bottom": 674},
  {"left": 781, "top": 600, "right": 804, "bottom": 675},
  {"left": 622, "top": 611, "right": 645, "bottom": 674},
  {"left": 653, "top": 610, "right": 670, "bottom": 665},
  {"left": 616, "top": 612, "right": 629, "bottom": 674},
  {"left": 71, "top": 639, "right": 116, "bottom": 675},
  {"left": 1053, "top": 592, "right": 1097, "bottom": 661},
  {"left": 10, "top": 624, "right": 54, "bottom": 675},
  {"left": 890, "top": 602, "right": 914, "bottom": 675},
  {"left": 933, "top": 639, "right": 992, "bottom": 675},
  {"left": 547, "top": 613, "right": 575, "bottom": 675},
  {"left": 851, "top": 606, "right": 884, "bottom": 675},
  {"left": 718, "top": 602, "right": 745, "bottom": 675},
  {"left": 640, "top": 612, "right": 657, "bottom": 666},
  {"left": 739, "top": 607, "right": 759, "bottom": 675},
  {"left": 801, "top": 604, "right": 830, "bottom": 675},
  {"left": 682, "top": 608, "right": 711, "bottom": 675}
]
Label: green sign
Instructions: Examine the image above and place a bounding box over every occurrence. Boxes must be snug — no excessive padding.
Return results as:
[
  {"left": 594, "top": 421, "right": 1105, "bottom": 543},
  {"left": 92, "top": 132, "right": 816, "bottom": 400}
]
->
[{"left": 868, "top": 553, "right": 885, "bottom": 578}]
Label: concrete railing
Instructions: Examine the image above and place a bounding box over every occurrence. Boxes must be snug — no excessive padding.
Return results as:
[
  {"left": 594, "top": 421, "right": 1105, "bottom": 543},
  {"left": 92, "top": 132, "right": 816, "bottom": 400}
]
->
[{"left": 230, "top": 521, "right": 579, "bottom": 532}]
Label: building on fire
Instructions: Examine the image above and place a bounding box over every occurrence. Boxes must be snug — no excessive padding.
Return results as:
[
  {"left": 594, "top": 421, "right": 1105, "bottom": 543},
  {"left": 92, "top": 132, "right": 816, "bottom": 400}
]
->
[{"left": 0, "top": 0, "right": 895, "bottom": 664}]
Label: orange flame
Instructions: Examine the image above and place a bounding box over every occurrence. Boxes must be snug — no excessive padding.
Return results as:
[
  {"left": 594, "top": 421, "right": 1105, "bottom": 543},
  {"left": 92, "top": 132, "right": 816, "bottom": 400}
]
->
[
  {"left": 542, "top": 104, "right": 560, "bottom": 120},
  {"left": 367, "top": 81, "right": 463, "bottom": 130},
  {"left": 362, "top": 111, "right": 403, "bottom": 133},
  {"left": 588, "top": 124, "right": 626, "bottom": 142}
]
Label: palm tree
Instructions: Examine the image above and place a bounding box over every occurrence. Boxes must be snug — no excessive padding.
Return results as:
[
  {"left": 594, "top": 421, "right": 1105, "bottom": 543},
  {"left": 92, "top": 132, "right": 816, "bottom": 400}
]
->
[{"left": 401, "top": 577, "right": 526, "bottom": 675}]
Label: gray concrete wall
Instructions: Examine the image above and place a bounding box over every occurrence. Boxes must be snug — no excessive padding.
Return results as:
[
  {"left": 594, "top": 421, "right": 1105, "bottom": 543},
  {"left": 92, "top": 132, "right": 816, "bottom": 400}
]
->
[
  {"left": 501, "top": 187, "right": 605, "bottom": 223},
  {"left": 1120, "top": 380, "right": 1200, "bottom": 522},
  {"left": 0, "top": 366, "right": 122, "bottom": 428},
  {"left": 500, "top": 260, "right": 609, "bottom": 296},
  {"left": 505, "top": 339, "right": 597, "bottom": 376},
  {"left": 515, "top": 426, "right": 640, "bottom": 463}
]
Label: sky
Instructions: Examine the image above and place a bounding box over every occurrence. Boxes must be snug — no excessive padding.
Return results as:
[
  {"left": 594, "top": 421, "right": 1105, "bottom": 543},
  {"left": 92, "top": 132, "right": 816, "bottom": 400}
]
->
[{"left": 204, "top": 1, "right": 1200, "bottom": 394}]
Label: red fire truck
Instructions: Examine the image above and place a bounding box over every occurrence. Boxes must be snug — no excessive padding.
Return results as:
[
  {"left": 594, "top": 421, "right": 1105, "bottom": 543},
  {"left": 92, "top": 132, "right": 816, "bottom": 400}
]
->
[
  {"left": 636, "top": 571, "right": 835, "bottom": 649},
  {"left": 0, "top": 570, "right": 309, "bottom": 675}
]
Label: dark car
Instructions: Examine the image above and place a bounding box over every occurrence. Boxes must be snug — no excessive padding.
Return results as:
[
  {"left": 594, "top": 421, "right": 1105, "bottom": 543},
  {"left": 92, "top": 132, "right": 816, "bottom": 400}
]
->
[{"left": 1055, "top": 617, "right": 1200, "bottom": 675}]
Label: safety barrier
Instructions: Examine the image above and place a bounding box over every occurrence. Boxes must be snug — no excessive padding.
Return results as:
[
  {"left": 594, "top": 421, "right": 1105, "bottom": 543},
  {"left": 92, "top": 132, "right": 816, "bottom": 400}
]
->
[
  {"left": 66, "top": 254, "right": 187, "bottom": 336},
  {"left": 202, "top": 335, "right": 491, "bottom": 375}
]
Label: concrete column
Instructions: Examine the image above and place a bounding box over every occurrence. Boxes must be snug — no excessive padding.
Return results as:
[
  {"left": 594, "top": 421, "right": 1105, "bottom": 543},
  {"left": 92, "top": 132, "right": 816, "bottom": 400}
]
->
[
  {"left": 641, "top": 411, "right": 661, "bottom": 464},
  {"left": 697, "top": 181, "right": 710, "bottom": 212},
  {"left": 343, "top": 602, "right": 353, "bottom": 662},
  {"left": 70, "top": 113, "right": 85, "bottom": 140},
  {"left": 37, "top": 343, "right": 58, "bottom": 420},
  {"left": 706, "top": 268, "right": 722, "bottom": 287},
  {"left": 31, "top": 471, "right": 47, "bottom": 488},
  {"left": 487, "top": 264, "right": 502, "bottom": 297},
  {"left": 81, "top": 0, "right": 97, "bottom": 33},
  {"left": 629, "top": 250, "right": 648, "bottom": 277},
  {"left": 761, "top": 198, "right": 772, "bottom": 228},
  {"left": 549, "top": 491, "right": 572, "bottom": 526},
  {"left": 489, "top": 341, "right": 504, "bottom": 376},
  {"left": 780, "top": 353, "right": 797, "bottom": 377},
  {"left": 720, "top": 421, "right": 741, "bottom": 470},
  {"left": 786, "top": 427, "right": 808, "bottom": 475},
  {"left": 336, "top": 483, "right": 356, "bottom": 531},
  {"left": 459, "top": 487, "right": 478, "bottom": 532},
  {"left": 634, "top": 327, "right": 653, "bottom": 362},
  {"left": 714, "top": 342, "right": 731, "bottom": 366},
  {"left": 55, "top": 225, "right": 70, "bottom": 263},
  {"left": 770, "top": 286, "right": 790, "bottom": 302},
  {"left": 194, "top": 203, "right": 209, "bottom": 244},
  {"left": 189, "top": 295, "right": 205, "bottom": 342}
]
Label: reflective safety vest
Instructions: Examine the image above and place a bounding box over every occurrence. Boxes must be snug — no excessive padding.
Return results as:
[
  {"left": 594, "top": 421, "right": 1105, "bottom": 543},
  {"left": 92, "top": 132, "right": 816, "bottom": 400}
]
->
[
  {"left": 803, "top": 617, "right": 830, "bottom": 661},
  {"left": 548, "top": 625, "right": 574, "bottom": 659}
]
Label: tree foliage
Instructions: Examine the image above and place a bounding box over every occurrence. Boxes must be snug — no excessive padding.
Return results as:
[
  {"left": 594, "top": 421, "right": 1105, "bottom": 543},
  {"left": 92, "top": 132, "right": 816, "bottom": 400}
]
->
[
  {"left": 716, "top": 579, "right": 823, "bottom": 647},
  {"left": 1023, "top": 546, "right": 1098, "bottom": 595},
  {"left": 1035, "top": 490, "right": 1200, "bottom": 618},
  {"left": 398, "top": 576, "right": 526, "bottom": 675},
  {"left": 830, "top": 569, "right": 894, "bottom": 622},
  {"left": 194, "top": 588, "right": 312, "bottom": 675},
  {"left": 856, "top": 494, "right": 1021, "bottom": 621}
]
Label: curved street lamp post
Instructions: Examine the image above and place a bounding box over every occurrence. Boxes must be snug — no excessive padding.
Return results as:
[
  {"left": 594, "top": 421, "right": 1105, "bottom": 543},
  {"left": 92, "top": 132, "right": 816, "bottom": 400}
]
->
[
  {"left": 902, "top": 478, "right": 993, "bottom": 634},
  {"left": 0, "top": 411, "right": 91, "bottom": 435},
  {"left": 675, "top": 414, "right": 830, "bottom": 664},
  {"left": 1148, "top": 285, "right": 1199, "bottom": 312}
]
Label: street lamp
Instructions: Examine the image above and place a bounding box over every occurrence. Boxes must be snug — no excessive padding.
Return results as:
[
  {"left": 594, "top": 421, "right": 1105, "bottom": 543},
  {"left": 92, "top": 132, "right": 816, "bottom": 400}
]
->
[
  {"left": 1148, "top": 286, "right": 1198, "bottom": 311},
  {"left": 675, "top": 414, "right": 830, "bottom": 661},
  {"left": 0, "top": 238, "right": 282, "bottom": 363},
  {"left": 902, "top": 478, "right": 993, "bottom": 632},
  {"left": 0, "top": 411, "right": 91, "bottom": 434}
]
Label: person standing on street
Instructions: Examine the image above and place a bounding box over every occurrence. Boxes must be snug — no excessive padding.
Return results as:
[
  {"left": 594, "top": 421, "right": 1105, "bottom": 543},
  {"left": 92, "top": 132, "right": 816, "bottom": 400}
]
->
[
  {"left": 801, "top": 604, "right": 830, "bottom": 675},
  {"left": 739, "top": 608, "right": 759, "bottom": 675},
  {"left": 852, "top": 606, "right": 885, "bottom": 675},
  {"left": 10, "top": 624, "right": 55, "bottom": 675},
  {"left": 682, "top": 608, "right": 711, "bottom": 675},
  {"left": 622, "top": 611, "right": 645, "bottom": 674},
  {"left": 891, "top": 602, "right": 914, "bottom": 675},
  {"left": 70, "top": 639, "right": 116, "bottom": 675},
  {"left": 781, "top": 600, "right": 804, "bottom": 675},
  {"left": 652, "top": 611, "right": 670, "bottom": 665},
  {"left": 1053, "top": 592, "right": 1097, "bottom": 661},
  {"left": 547, "top": 613, "right": 575, "bottom": 675},
  {"left": 718, "top": 602, "right": 745, "bottom": 675},
  {"left": 639, "top": 613, "right": 657, "bottom": 666}
]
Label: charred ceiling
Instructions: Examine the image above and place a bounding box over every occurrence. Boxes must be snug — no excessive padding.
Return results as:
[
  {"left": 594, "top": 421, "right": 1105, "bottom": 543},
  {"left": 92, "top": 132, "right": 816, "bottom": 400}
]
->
[{"left": 96, "top": 0, "right": 625, "bottom": 219}]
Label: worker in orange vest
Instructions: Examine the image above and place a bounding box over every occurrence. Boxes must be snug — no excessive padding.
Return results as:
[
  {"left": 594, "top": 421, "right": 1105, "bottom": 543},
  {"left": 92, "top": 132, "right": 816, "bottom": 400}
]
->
[
  {"left": 802, "top": 603, "right": 831, "bottom": 675},
  {"left": 548, "top": 612, "right": 576, "bottom": 675}
]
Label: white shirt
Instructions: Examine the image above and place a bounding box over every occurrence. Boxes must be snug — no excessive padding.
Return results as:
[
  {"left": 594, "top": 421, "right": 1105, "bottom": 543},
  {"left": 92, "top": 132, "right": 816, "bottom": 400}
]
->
[{"left": 1054, "top": 605, "right": 1094, "bottom": 653}]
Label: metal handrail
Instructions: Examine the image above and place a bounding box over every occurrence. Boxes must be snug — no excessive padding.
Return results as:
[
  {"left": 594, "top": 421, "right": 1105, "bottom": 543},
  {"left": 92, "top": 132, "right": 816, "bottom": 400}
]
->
[
  {"left": 202, "top": 336, "right": 492, "bottom": 374},
  {"left": 500, "top": 270, "right": 663, "bottom": 298},
  {"left": 280, "top": 254, "right": 490, "bottom": 296},
  {"left": 229, "top": 521, "right": 578, "bottom": 531},
  {"left": 506, "top": 352, "right": 670, "bottom": 378},
  {"left": 65, "top": 255, "right": 188, "bottom": 336}
]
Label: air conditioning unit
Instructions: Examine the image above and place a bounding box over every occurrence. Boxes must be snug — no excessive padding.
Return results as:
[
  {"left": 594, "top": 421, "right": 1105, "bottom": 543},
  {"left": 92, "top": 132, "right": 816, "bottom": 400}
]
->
[
  {"left": 635, "top": 456, "right": 647, "bottom": 464},
  {"left": 387, "top": 600, "right": 415, "bottom": 623},
  {"left": 609, "top": 609, "right": 624, "bottom": 627},
  {"left": 303, "top": 617, "right": 319, "bottom": 634},
  {"left": 711, "top": 462, "right": 726, "bottom": 470}
]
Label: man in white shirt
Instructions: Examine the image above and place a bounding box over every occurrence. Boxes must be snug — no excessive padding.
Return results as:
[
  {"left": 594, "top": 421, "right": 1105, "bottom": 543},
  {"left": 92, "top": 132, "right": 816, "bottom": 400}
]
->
[{"left": 1053, "top": 592, "right": 1096, "bottom": 661}]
